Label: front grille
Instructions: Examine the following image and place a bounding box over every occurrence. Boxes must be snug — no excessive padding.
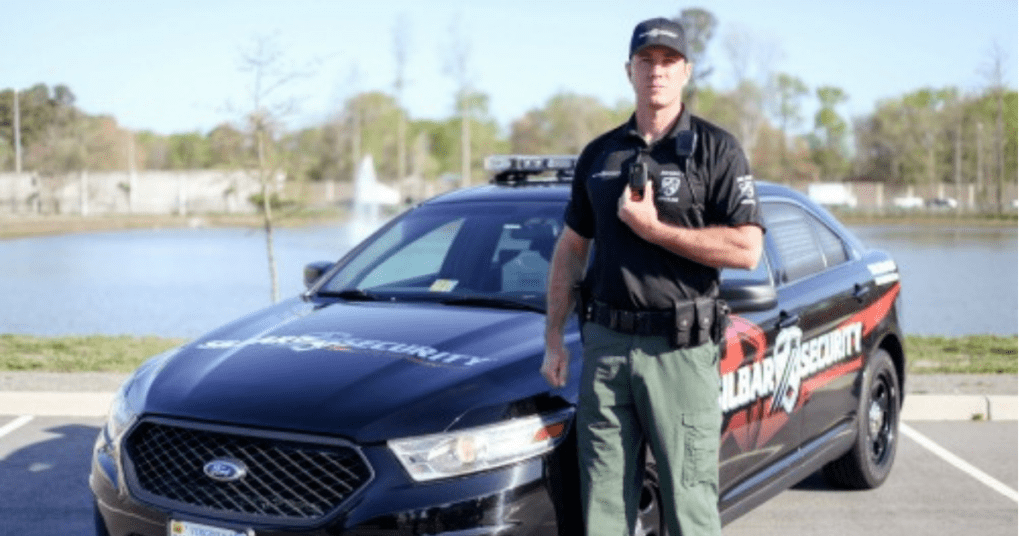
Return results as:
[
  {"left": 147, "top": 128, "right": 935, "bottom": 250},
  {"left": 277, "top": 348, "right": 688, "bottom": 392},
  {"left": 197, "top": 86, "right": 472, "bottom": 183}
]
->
[{"left": 123, "top": 419, "right": 372, "bottom": 522}]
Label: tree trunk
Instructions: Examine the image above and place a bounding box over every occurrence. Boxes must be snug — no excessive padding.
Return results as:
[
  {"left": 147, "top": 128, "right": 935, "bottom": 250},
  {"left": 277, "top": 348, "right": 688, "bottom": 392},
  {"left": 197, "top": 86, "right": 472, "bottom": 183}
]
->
[{"left": 258, "top": 126, "right": 279, "bottom": 303}]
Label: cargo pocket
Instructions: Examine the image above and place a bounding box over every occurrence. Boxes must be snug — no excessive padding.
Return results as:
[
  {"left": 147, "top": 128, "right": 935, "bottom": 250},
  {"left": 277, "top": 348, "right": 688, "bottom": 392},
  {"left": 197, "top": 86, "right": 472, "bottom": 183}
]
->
[{"left": 681, "top": 411, "right": 720, "bottom": 488}]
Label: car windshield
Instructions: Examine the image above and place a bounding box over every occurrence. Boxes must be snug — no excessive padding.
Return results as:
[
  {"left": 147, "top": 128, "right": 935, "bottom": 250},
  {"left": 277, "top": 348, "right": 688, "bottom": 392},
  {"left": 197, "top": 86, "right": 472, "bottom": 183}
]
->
[{"left": 319, "top": 201, "right": 566, "bottom": 311}]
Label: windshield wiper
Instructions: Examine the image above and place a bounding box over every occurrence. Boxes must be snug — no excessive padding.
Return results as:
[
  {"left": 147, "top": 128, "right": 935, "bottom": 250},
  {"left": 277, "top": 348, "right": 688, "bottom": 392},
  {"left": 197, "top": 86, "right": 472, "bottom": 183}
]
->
[
  {"left": 318, "top": 288, "right": 379, "bottom": 301},
  {"left": 441, "top": 295, "right": 546, "bottom": 314}
]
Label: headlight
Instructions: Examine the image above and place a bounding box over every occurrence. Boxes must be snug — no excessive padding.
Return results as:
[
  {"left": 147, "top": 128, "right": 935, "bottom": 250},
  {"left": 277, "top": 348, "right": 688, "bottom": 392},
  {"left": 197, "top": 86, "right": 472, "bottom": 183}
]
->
[
  {"left": 104, "top": 384, "right": 135, "bottom": 442},
  {"left": 388, "top": 409, "right": 574, "bottom": 482},
  {"left": 103, "top": 346, "right": 180, "bottom": 442}
]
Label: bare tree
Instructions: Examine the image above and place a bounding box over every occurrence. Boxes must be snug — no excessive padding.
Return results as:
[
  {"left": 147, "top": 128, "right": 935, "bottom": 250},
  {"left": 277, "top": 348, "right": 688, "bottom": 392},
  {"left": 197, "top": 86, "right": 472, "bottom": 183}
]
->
[
  {"left": 442, "top": 15, "right": 473, "bottom": 187},
  {"left": 979, "top": 42, "right": 1009, "bottom": 212},
  {"left": 771, "top": 73, "right": 809, "bottom": 172},
  {"left": 236, "top": 34, "right": 312, "bottom": 303},
  {"left": 674, "top": 8, "right": 718, "bottom": 106},
  {"left": 722, "top": 25, "right": 781, "bottom": 158}
]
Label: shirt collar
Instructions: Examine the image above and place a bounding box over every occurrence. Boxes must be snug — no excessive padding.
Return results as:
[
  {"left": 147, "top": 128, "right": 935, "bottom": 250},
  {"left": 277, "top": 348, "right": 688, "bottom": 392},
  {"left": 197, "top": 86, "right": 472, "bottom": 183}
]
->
[{"left": 624, "top": 107, "right": 692, "bottom": 148}]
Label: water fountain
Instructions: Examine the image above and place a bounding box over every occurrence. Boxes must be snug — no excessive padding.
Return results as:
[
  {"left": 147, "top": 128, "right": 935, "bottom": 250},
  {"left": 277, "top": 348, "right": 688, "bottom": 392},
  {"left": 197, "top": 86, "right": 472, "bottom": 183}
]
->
[{"left": 348, "top": 154, "right": 400, "bottom": 245}]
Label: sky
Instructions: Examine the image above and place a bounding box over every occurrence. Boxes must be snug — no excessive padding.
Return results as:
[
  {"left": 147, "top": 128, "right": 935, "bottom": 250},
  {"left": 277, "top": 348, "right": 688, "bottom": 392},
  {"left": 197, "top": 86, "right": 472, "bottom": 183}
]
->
[{"left": 3, "top": 0, "right": 1018, "bottom": 136}]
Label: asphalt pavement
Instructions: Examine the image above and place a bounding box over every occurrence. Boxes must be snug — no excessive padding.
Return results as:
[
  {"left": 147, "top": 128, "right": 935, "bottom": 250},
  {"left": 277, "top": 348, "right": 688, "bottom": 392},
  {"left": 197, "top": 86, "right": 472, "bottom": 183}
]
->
[{"left": 0, "top": 373, "right": 1017, "bottom": 536}]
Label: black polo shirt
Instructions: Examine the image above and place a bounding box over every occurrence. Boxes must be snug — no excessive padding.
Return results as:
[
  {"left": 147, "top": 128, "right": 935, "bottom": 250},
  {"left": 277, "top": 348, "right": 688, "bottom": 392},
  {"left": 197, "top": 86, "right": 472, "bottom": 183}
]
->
[{"left": 564, "top": 109, "right": 761, "bottom": 310}]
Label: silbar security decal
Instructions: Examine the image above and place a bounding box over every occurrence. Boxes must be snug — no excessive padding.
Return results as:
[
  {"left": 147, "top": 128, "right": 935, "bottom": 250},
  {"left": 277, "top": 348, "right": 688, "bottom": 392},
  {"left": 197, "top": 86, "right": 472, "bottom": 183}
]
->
[
  {"left": 197, "top": 332, "right": 491, "bottom": 367},
  {"left": 720, "top": 322, "right": 862, "bottom": 414}
]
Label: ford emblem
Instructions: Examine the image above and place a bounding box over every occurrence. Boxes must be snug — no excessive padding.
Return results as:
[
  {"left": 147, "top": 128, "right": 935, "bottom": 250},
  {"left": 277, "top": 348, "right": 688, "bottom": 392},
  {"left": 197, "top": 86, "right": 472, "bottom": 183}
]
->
[{"left": 203, "top": 458, "right": 248, "bottom": 483}]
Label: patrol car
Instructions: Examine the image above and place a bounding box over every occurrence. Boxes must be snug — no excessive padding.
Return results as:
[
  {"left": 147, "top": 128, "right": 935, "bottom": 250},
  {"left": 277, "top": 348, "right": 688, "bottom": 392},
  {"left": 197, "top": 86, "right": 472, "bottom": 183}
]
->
[{"left": 90, "top": 155, "right": 905, "bottom": 536}]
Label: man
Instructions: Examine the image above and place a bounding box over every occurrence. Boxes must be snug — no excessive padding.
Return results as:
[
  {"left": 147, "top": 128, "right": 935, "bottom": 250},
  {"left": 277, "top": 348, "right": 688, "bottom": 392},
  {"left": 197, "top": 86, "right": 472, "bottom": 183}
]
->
[{"left": 541, "top": 17, "right": 763, "bottom": 536}]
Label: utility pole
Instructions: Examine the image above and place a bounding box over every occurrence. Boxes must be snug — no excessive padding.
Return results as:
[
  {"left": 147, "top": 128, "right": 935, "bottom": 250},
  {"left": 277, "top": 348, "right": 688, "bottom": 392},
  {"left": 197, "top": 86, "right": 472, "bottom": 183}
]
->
[{"left": 13, "top": 89, "right": 22, "bottom": 173}]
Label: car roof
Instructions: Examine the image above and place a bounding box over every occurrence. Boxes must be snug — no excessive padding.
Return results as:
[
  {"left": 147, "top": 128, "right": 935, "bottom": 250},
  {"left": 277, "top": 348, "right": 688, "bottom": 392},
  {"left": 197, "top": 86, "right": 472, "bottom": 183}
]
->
[
  {"left": 424, "top": 179, "right": 805, "bottom": 207},
  {"left": 424, "top": 181, "right": 574, "bottom": 206}
]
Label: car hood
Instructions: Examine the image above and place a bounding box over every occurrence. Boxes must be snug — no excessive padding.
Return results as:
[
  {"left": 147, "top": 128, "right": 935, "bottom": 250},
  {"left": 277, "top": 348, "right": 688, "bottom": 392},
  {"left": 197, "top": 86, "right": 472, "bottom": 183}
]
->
[{"left": 139, "top": 297, "right": 561, "bottom": 443}]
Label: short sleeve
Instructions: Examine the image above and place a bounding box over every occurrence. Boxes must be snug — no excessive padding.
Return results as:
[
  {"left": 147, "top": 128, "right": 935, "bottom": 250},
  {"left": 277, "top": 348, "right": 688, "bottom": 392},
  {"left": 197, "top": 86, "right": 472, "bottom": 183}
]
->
[
  {"left": 708, "top": 139, "right": 762, "bottom": 229},
  {"left": 563, "top": 142, "right": 598, "bottom": 238}
]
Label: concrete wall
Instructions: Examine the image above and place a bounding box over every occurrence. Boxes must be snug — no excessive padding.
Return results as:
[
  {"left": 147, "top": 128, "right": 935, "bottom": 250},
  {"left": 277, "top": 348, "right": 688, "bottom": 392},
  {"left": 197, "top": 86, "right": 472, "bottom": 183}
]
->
[{"left": 0, "top": 170, "right": 277, "bottom": 215}]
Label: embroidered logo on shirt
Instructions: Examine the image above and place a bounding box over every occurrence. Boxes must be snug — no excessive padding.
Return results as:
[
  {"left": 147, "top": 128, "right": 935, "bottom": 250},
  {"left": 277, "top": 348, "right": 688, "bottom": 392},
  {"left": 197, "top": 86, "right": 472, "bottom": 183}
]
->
[
  {"left": 660, "top": 176, "right": 680, "bottom": 198},
  {"left": 737, "top": 175, "right": 756, "bottom": 205}
]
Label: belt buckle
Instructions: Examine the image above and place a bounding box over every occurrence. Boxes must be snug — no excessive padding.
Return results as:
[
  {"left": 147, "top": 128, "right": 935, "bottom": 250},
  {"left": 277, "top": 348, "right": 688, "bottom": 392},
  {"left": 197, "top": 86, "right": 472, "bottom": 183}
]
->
[
  {"left": 636, "top": 312, "right": 652, "bottom": 334},
  {"left": 619, "top": 310, "right": 635, "bottom": 332}
]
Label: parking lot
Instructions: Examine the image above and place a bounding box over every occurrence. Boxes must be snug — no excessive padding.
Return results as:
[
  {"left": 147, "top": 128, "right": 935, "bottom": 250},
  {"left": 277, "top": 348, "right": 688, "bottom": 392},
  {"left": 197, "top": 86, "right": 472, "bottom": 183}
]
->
[{"left": 0, "top": 414, "right": 1016, "bottom": 536}]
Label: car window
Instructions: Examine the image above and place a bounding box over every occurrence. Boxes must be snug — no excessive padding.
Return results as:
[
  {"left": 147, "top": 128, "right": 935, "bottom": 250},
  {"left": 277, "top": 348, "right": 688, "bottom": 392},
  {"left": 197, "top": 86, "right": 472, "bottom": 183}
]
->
[
  {"left": 360, "top": 219, "right": 464, "bottom": 288},
  {"left": 763, "top": 202, "right": 827, "bottom": 283},
  {"left": 321, "top": 202, "right": 564, "bottom": 305},
  {"left": 812, "top": 217, "right": 849, "bottom": 267}
]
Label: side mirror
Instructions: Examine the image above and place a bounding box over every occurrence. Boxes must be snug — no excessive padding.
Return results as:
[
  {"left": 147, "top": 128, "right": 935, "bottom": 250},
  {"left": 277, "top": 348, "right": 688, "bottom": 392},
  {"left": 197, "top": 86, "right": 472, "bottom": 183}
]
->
[
  {"left": 720, "top": 279, "right": 778, "bottom": 313},
  {"left": 304, "top": 261, "right": 335, "bottom": 290}
]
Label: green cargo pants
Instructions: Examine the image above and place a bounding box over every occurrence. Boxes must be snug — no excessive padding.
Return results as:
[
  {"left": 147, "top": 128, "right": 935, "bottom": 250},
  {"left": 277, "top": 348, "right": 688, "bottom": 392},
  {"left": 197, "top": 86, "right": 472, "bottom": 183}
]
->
[{"left": 577, "top": 322, "right": 722, "bottom": 536}]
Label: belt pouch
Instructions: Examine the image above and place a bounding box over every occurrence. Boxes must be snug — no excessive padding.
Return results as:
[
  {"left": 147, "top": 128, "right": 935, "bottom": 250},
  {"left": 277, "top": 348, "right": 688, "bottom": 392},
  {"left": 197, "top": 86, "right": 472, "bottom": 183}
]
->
[
  {"left": 674, "top": 300, "right": 694, "bottom": 347},
  {"left": 694, "top": 297, "right": 715, "bottom": 346},
  {"left": 713, "top": 299, "right": 732, "bottom": 343}
]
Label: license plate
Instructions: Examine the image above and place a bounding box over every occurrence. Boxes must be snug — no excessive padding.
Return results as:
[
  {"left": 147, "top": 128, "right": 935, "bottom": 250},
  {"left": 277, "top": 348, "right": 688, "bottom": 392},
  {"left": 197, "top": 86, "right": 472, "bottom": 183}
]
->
[{"left": 169, "top": 519, "right": 251, "bottom": 536}]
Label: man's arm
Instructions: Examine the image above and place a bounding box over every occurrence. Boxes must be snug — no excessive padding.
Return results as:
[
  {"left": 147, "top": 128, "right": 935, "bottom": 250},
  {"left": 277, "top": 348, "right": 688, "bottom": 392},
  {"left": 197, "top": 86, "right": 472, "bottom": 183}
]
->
[
  {"left": 541, "top": 227, "right": 592, "bottom": 388},
  {"left": 618, "top": 181, "right": 763, "bottom": 270}
]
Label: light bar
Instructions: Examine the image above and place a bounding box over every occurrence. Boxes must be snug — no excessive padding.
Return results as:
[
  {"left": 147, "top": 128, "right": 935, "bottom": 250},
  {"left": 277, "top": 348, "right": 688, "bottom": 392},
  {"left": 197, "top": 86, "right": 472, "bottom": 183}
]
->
[{"left": 484, "top": 155, "right": 577, "bottom": 174}]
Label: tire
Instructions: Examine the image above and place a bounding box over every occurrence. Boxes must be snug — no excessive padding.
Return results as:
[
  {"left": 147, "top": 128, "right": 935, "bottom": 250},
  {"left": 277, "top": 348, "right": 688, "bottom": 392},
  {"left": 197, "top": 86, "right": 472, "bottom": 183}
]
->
[
  {"left": 823, "top": 347, "right": 901, "bottom": 489},
  {"left": 634, "top": 461, "right": 666, "bottom": 536}
]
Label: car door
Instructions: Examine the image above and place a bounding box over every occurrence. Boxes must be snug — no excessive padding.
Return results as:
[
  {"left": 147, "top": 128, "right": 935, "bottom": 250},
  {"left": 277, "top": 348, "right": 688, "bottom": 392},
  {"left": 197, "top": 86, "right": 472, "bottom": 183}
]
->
[
  {"left": 717, "top": 246, "right": 798, "bottom": 498},
  {"left": 759, "top": 200, "right": 867, "bottom": 447}
]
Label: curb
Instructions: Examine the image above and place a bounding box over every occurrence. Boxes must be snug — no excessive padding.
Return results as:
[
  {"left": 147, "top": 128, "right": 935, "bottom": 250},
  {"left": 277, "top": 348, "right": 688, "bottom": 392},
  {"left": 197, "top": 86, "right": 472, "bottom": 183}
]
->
[
  {"left": 0, "top": 392, "right": 114, "bottom": 417},
  {"left": 901, "top": 394, "right": 1017, "bottom": 421},
  {"left": 0, "top": 392, "right": 1017, "bottom": 421}
]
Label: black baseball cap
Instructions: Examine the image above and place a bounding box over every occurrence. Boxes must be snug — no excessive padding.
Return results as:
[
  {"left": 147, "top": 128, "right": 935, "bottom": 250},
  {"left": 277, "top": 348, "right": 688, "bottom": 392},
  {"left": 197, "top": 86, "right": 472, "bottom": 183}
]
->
[{"left": 629, "top": 18, "right": 687, "bottom": 60}]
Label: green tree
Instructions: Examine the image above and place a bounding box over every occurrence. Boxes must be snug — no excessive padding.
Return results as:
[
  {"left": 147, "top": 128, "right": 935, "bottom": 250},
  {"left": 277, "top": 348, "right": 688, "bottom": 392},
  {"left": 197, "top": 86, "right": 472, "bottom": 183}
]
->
[
  {"left": 808, "top": 86, "right": 850, "bottom": 181},
  {"left": 0, "top": 84, "right": 82, "bottom": 173},
  {"left": 510, "top": 92, "right": 629, "bottom": 155},
  {"left": 208, "top": 123, "right": 247, "bottom": 168},
  {"left": 426, "top": 91, "right": 506, "bottom": 185},
  {"left": 674, "top": 8, "right": 718, "bottom": 104},
  {"left": 771, "top": 73, "right": 809, "bottom": 174},
  {"left": 167, "top": 132, "right": 213, "bottom": 169}
]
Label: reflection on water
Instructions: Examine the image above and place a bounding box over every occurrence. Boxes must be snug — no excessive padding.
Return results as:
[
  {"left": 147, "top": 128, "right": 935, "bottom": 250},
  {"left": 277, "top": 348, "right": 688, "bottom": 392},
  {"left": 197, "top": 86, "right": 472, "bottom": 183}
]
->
[
  {"left": 0, "top": 225, "right": 355, "bottom": 337},
  {"left": 849, "top": 224, "right": 1017, "bottom": 337},
  {"left": 0, "top": 223, "right": 1016, "bottom": 337}
]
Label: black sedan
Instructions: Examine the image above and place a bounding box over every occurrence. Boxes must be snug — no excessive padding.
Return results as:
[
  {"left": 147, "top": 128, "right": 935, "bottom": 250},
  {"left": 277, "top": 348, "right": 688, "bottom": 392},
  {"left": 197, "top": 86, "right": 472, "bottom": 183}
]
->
[{"left": 91, "top": 155, "right": 904, "bottom": 536}]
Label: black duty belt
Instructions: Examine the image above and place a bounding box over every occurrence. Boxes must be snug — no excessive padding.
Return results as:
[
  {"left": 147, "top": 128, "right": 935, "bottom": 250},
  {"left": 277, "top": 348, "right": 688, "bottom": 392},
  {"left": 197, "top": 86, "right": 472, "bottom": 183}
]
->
[
  {"left": 583, "top": 296, "right": 728, "bottom": 348},
  {"left": 585, "top": 299, "right": 676, "bottom": 336}
]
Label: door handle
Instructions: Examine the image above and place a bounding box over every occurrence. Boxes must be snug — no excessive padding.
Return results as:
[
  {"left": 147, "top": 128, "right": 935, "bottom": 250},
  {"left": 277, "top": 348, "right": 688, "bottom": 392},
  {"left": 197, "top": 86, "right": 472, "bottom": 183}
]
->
[
  {"left": 853, "top": 283, "right": 870, "bottom": 302},
  {"left": 777, "top": 310, "right": 800, "bottom": 329}
]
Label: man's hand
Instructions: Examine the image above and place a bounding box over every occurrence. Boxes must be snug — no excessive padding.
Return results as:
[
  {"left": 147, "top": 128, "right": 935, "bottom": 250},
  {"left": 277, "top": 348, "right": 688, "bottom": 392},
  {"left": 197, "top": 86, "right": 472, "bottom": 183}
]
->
[
  {"left": 540, "top": 344, "right": 570, "bottom": 388},
  {"left": 618, "top": 180, "right": 659, "bottom": 241}
]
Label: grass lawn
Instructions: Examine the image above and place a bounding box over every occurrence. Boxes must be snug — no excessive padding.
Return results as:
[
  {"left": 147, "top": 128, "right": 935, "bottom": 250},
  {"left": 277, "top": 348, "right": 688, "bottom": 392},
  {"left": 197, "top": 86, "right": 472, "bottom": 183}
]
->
[{"left": 0, "top": 333, "right": 1016, "bottom": 375}]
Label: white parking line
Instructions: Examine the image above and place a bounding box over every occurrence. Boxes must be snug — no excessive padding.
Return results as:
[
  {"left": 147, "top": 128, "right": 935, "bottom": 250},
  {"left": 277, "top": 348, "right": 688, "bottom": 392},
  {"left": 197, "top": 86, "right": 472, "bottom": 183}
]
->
[
  {"left": 0, "top": 415, "right": 35, "bottom": 438},
  {"left": 902, "top": 423, "right": 1018, "bottom": 502}
]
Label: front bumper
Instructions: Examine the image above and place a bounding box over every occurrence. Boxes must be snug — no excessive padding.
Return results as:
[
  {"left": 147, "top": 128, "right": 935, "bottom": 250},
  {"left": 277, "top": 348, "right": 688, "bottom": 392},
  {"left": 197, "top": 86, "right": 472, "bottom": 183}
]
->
[{"left": 90, "top": 426, "right": 582, "bottom": 536}]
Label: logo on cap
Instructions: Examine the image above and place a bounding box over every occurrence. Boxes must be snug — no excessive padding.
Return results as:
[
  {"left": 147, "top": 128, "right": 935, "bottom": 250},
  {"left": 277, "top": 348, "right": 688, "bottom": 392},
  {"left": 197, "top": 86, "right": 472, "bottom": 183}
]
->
[{"left": 640, "top": 29, "right": 679, "bottom": 39}]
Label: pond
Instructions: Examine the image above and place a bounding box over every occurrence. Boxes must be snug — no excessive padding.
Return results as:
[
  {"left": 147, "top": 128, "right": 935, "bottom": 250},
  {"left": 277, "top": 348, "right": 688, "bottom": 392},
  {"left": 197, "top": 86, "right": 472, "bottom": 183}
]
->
[{"left": 0, "top": 222, "right": 1016, "bottom": 338}]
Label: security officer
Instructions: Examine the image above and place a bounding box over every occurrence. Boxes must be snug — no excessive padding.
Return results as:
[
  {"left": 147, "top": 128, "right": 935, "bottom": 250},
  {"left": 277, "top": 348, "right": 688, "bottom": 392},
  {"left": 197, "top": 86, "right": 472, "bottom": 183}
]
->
[{"left": 542, "top": 17, "right": 763, "bottom": 536}]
